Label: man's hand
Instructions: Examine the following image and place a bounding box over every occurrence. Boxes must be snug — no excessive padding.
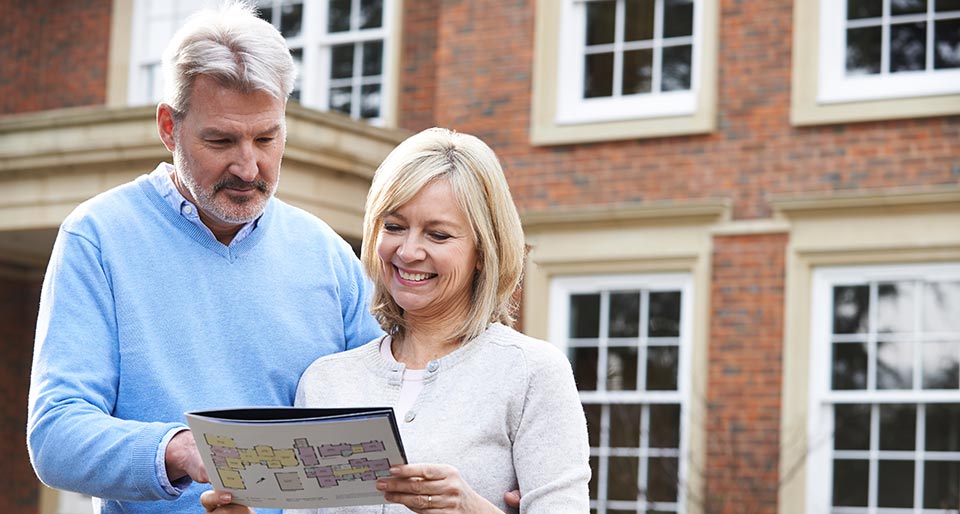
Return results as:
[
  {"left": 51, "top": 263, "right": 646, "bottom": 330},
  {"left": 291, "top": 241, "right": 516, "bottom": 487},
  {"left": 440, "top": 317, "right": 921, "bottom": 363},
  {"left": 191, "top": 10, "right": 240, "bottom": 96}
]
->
[
  {"left": 504, "top": 489, "right": 521, "bottom": 508},
  {"left": 165, "top": 429, "right": 209, "bottom": 484}
]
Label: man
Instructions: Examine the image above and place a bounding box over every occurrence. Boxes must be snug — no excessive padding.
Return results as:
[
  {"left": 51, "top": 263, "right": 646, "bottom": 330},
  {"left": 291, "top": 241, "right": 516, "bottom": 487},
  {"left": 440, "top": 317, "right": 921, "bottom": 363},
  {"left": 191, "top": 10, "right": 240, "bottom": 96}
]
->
[{"left": 26, "top": 3, "right": 382, "bottom": 513}]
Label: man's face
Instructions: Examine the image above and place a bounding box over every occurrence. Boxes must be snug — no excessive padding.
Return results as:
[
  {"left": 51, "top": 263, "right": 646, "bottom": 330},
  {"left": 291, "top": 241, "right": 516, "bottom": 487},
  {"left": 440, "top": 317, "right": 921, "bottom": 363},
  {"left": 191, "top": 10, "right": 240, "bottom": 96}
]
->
[{"left": 168, "top": 76, "right": 286, "bottom": 233}]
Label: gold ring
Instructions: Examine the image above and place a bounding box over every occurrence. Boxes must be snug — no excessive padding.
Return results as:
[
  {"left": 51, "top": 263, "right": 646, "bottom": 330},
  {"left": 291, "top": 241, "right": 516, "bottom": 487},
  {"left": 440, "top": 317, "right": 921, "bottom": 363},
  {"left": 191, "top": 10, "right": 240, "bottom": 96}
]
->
[{"left": 427, "top": 495, "right": 432, "bottom": 507}]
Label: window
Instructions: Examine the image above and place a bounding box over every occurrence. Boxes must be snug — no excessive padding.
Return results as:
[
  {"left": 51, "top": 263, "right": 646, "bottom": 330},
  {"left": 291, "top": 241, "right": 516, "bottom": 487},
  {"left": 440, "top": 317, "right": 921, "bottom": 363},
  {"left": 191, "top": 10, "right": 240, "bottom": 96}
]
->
[
  {"left": 819, "top": 0, "right": 960, "bottom": 103},
  {"left": 806, "top": 263, "right": 960, "bottom": 513},
  {"left": 127, "top": 0, "right": 396, "bottom": 124},
  {"left": 531, "top": 0, "right": 717, "bottom": 144},
  {"left": 791, "top": 0, "right": 960, "bottom": 124},
  {"left": 551, "top": 274, "right": 692, "bottom": 514},
  {"left": 558, "top": 0, "right": 699, "bottom": 123}
]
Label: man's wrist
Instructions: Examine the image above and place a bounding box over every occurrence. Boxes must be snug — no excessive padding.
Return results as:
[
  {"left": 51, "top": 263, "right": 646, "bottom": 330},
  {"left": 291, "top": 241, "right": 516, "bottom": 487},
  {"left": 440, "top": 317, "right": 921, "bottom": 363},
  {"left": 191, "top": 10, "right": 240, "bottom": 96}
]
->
[{"left": 156, "top": 426, "right": 191, "bottom": 495}]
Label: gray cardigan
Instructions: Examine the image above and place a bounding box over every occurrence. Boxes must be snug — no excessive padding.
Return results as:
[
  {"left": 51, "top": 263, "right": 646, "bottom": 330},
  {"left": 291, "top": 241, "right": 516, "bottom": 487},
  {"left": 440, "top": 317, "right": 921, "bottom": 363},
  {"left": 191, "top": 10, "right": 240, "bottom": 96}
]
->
[{"left": 288, "top": 323, "right": 591, "bottom": 513}]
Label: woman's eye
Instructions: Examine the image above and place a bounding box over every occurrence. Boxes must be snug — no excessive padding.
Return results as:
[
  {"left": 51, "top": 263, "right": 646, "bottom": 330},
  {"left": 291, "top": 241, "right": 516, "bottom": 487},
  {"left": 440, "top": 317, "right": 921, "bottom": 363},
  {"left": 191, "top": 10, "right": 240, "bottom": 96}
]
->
[
  {"left": 383, "top": 223, "right": 403, "bottom": 233},
  {"left": 429, "top": 233, "right": 452, "bottom": 241}
]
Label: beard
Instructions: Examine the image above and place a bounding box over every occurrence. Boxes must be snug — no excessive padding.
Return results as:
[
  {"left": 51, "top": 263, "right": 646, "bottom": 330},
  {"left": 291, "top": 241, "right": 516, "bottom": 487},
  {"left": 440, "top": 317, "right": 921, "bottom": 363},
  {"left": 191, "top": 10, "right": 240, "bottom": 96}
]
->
[{"left": 173, "top": 145, "right": 279, "bottom": 225}]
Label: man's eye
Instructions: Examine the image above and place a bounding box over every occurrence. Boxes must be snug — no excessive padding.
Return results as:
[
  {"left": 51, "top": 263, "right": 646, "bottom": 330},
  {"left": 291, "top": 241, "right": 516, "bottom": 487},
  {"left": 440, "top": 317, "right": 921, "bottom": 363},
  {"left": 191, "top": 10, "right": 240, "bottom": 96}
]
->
[
  {"left": 257, "top": 137, "right": 275, "bottom": 144},
  {"left": 207, "top": 139, "right": 230, "bottom": 145}
]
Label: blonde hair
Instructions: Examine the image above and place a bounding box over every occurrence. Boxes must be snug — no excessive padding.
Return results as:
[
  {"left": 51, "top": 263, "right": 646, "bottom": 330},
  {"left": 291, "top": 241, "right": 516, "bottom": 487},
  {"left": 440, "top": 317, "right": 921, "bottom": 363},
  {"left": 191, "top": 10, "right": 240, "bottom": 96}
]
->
[
  {"left": 361, "top": 127, "right": 525, "bottom": 343},
  {"left": 161, "top": 1, "right": 295, "bottom": 118}
]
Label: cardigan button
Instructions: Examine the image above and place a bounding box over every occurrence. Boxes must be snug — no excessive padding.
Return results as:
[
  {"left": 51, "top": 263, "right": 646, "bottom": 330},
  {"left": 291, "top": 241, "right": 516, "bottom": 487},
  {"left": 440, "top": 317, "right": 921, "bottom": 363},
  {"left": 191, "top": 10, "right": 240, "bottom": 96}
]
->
[
  {"left": 426, "top": 360, "right": 440, "bottom": 372},
  {"left": 404, "top": 411, "right": 416, "bottom": 423}
]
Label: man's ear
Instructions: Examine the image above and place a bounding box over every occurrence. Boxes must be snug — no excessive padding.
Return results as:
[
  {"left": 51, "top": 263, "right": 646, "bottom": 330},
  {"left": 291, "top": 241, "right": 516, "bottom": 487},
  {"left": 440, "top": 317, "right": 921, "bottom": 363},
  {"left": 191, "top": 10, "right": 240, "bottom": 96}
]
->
[{"left": 157, "top": 103, "right": 177, "bottom": 152}]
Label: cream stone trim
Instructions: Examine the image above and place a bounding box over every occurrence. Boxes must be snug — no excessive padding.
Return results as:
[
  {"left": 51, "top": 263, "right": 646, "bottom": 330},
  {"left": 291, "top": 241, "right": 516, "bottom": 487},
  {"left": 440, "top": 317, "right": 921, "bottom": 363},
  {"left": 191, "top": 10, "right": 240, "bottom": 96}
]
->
[
  {"left": 0, "top": 104, "right": 405, "bottom": 265},
  {"left": 774, "top": 186, "right": 960, "bottom": 514},
  {"left": 530, "top": 0, "right": 718, "bottom": 145},
  {"left": 522, "top": 199, "right": 725, "bottom": 514},
  {"left": 106, "top": 0, "right": 134, "bottom": 108},
  {"left": 790, "top": 0, "right": 960, "bottom": 125}
]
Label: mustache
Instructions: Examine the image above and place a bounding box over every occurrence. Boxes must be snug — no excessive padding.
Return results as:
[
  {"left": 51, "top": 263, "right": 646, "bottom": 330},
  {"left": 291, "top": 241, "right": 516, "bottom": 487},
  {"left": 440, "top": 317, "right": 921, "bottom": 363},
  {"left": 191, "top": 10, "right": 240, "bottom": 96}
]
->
[{"left": 213, "top": 177, "right": 270, "bottom": 193}]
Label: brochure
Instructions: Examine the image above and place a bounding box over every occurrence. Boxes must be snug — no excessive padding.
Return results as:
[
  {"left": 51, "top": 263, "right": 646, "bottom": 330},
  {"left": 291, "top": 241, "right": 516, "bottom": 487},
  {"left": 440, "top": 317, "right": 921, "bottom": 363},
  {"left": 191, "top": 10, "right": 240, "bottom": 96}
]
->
[{"left": 185, "top": 407, "right": 407, "bottom": 509}]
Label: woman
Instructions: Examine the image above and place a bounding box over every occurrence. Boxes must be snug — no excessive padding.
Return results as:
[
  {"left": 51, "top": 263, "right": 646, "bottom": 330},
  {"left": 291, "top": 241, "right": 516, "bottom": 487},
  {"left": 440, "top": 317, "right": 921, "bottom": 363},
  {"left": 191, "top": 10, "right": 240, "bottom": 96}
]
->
[{"left": 204, "top": 127, "right": 590, "bottom": 513}]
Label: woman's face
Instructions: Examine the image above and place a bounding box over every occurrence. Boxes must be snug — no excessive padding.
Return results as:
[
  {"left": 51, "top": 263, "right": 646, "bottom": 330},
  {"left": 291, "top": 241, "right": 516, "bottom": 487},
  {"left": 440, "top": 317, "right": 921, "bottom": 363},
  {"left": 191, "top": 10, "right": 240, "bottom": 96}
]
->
[{"left": 376, "top": 179, "right": 479, "bottom": 324}]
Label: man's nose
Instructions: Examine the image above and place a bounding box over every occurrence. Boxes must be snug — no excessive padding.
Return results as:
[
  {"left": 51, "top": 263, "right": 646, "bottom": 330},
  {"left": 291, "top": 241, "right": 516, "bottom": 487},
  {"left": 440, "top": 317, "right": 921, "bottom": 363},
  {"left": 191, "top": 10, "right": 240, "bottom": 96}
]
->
[{"left": 229, "top": 142, "right": 259, "bottom": 181}]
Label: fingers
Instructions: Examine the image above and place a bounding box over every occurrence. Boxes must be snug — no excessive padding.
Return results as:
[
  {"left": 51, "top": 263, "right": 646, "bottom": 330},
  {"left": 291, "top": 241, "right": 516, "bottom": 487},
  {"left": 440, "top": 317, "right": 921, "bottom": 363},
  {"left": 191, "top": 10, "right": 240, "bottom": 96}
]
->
[
  {"left": 199, "top": 490, "right": 255, "bottom": 513},
  {"left": 386, "top": 463, "right": 452, "bottom": 481},
  {"left": 165, "top": 430, "right": 209, "bottom": 484},
  {"left": 504, "top": 489, "right": 521, "bottom": 508}
]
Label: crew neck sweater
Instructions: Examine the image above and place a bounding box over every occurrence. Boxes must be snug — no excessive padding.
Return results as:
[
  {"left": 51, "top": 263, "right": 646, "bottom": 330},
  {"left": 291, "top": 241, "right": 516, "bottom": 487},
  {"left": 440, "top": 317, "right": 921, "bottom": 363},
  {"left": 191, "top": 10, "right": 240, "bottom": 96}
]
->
[
  {"left": 28, "top": 167, "right": 383, "bottom": 514},
  {"left": 290, "top": 323, "right": 591, "bottom": 514}
]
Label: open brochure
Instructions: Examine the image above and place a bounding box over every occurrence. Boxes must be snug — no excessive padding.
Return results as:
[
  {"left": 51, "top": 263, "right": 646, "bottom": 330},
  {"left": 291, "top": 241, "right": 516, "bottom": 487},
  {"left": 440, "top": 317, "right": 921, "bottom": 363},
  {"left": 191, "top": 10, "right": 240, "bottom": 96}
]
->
[{"left": 185, "top": 407, "right": 407, "bottom": 509}]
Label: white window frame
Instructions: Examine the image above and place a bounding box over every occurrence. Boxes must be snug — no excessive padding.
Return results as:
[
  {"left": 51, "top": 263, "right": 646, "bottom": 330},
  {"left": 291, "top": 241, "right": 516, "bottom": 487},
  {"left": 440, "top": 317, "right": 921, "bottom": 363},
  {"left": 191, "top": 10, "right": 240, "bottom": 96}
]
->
[
  {"left": 805, "top": 262, "right": 960, "bottom": 514},
  {"left": 817, "top": 0, "right": 960, "bottom": 104},
  {"left": 555, "top": 0, "right": 703, "bottom": 124},
  {"left": 549, "top": 272, "right": 693, "bottom": 514},
  {"left": 125, "top": 0, "right": 396, "bottom": 125}
]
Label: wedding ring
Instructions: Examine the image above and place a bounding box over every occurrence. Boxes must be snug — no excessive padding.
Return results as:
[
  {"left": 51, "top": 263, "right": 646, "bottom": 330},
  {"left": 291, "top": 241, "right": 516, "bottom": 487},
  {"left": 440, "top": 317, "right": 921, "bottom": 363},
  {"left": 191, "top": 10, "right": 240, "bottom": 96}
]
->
[{"left": 427, "top": 495, "right": 432, "bottom": 507}]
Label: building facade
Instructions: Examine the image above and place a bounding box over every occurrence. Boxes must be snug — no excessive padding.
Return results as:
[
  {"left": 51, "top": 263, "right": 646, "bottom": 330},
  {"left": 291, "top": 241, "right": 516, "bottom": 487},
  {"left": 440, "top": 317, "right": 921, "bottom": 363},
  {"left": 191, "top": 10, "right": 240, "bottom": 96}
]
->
[{"left": 1, "top": 1, "right": 959, "bottom": 513}]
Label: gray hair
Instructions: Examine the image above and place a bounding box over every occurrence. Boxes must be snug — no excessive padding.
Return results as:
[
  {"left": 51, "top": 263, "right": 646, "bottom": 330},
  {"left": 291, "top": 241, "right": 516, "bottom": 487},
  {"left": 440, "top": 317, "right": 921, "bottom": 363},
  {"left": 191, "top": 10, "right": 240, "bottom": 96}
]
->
[{"left": 161, "top": 1, "right": 296, "bottom": 117}]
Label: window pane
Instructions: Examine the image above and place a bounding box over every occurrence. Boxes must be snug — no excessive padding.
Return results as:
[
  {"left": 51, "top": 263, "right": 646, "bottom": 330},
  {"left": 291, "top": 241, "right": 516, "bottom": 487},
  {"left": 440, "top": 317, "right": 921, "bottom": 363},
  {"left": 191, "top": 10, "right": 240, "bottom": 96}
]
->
[
  {"left": 331, "top": 44, "right": 355, "bottom": 79},
  {"left": 362, "top": 41, "right": 383, "bottom": 76},
  {"left": 926, "top": 403, "right": 960, "bottom": 451},
  {"left": 624, "top": 0, "right": 655, "bottom": 41},
  {"left": 649, "top": 292, "right": 681, "bottom": 337},
  {"left": 891, "top": 0, "right": 927, "bottom": 15},
  {"left": 609, "top": 456, "right": 640, "bottom": 501},
  {"left": 622, "top": 49, "right": 653, "bottom": 95},
  {"left": 835, "top": 403, "right": 871, "bottom": 450},
  {"left": 360, "top": 83, "right": 380, "bottom": 119},
  {"left": 877, "top": 340, "right": 913, "bottom": 390},
  {"left": 847, "top": 26, "right": 883, "bottom": 75},
  {"left": 280, "top": 2, "right": 303, "bottom": 38},
  {"left": 848, "top": 0, "right": 883, "bottom": 19},
  {"left": 290, "top": 48, "right": 303, "bottom": 101},
  {"left": 586, "top": 0, "right": 617, "bottom": 45},
  {"left": 924, "top": 281, "right": 960, "bottom": 331},
  {"left": 663, "top": 0, "right": 694, "bottom": 38},
  {"left": 328, "top": 0, "right": 351, "bottom": 32},
  {"left": 258, "top": 5, "right": 274, "bottom": 24},
  {"left": 647, "top": 346, "right": 678, "bottom": 390},
  {"left": 890, "top": 22, "right": 927, "bottom": 72},
  {"left": 833, "top": 459, "right": 869, "bottom": 506},
  {"left": 329, "top": 86, "right": 352, "bottom": 114},
  {"left": 649, "top": 404, "right": 680, "bottom": 448},
  {"left": 359, "top": 0, "right": 382, "bottom": 29},
  {"left": 585, "top": 52, "right": 615, "bottom": 98},
  {"left": 608, "top": 346, "right": 639, "bottom": 391},
  {"left": 922, "top": 341, "right": 960, "bottom": 389},
  {"left": 834, "top": 285, "right": 869, "bottom": 334},
  {"left": 878, "top": 460, "right": 915, "bottom": 508},
  {"left": 938, "top": 0, "right": 960, "bottom": 10},
  {"left": 647, "top": 457, "right": 679, "bottom": 502},
  {"left": 935, "top": 19, "right": 960, "bottom": 69},
  {"left": 610, "top": 291, "right": 641, "bottom": 337},
  {"left": 924, "top": 460, "right": 960, "bottom": 509},
  {"left": 662, "top": 44, "right": 692, "bottom": 91},
  {"left": 584, "top": 404, "right": 602, "bottom": 447},
  {"left": 610, "top": 404, "right": 642, "bottom": 446},
  {"left": 589, "top": 455, "right": 600, "bottom": 499},
  {"left": 879, "top": 403, "right": 916, "bottom": 450},
  {"left": 570, "top": 294, "right": 601, "bottom": 338},
  {"left": 571, "top": 347, "right": 600, "bottom": 391},
  {"left": 833, "top": 342, "right": 868, "bottom": 390},
  {"left": 877, "top": 282, "right": 914, "bottom": 333}
]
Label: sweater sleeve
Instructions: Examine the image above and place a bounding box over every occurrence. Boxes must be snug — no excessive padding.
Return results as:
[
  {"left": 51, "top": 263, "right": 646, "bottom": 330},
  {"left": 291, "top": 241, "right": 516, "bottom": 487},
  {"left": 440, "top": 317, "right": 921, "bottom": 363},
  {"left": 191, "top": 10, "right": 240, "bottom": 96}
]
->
[
  {"left": 512, "top": 344, "right": 592, "bottom": 513},
  {"left": 27, "top": 227, "right": 184, "bottom": 501}
]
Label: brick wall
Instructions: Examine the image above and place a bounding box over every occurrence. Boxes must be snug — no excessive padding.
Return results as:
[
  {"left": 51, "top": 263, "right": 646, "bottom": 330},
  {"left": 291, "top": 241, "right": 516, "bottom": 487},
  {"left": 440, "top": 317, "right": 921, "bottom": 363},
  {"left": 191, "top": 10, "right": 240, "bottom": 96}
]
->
[
  {"left": 395, "top": 0, "right": 960, "bottom": 220},
  {"left": 706, "top": 234, "right": 786, "bottom": 514},
  {"left": 0, "top": 275, "right": 43, "bottom": 514},
  {"left": 0, "top": 0, "right": 111, "bottom": 115}
]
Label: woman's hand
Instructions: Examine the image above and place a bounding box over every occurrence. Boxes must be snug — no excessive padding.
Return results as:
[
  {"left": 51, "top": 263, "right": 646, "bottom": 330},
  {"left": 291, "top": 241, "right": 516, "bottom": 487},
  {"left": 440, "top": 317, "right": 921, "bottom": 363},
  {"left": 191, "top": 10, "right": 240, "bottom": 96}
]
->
[
  {"left": 200, "top": 490, "right": 256, "bottom": 514},
  {"left": 377, "top": 463, "right": 503, "bottom": 513}
]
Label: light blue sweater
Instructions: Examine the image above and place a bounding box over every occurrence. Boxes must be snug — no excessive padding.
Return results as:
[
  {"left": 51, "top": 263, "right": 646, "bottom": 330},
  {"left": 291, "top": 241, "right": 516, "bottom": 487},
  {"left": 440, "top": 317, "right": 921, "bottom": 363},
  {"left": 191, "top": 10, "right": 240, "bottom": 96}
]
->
[{"left": 27, "top": 170, "right": 383, "bottom": 514}]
